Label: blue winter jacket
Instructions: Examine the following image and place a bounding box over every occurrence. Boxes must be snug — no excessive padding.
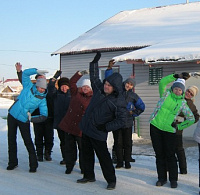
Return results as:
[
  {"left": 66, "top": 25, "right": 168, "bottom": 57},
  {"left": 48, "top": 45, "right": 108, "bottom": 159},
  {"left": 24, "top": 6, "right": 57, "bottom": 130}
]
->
[
  {"left": 80, "top": 62, "right": 127, "bottom": 141},
  {"left": 9, "top": 68, "right": 48, "bottom": 123}
]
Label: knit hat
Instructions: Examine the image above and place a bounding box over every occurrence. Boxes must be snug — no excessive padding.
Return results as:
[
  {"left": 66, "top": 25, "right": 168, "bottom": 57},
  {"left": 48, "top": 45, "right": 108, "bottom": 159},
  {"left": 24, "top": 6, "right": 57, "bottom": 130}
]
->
[
  {"left": 124, "top": 78, "right": 136, "bottom": 87},
  {"left": 171, "top": 78, "right": 185, "bottom": 92},
  {"left": 36, "top": 78, "right": 47, "bottom": 89},
  {"left": 58, "top": 77, "right": 70, "bottom": 88},
  {"left": 81, "top": 79, "right": 91, "bottom": 89},
  {"left": 187, "top": 85, "right": 199, "bottom": 97}
]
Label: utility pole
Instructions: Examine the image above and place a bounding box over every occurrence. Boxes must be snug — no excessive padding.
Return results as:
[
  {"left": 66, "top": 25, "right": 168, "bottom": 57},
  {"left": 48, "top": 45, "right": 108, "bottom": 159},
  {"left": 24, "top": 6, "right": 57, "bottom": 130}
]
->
[{"left": 186, "top": 0, "right": 189, "bottom": 3}]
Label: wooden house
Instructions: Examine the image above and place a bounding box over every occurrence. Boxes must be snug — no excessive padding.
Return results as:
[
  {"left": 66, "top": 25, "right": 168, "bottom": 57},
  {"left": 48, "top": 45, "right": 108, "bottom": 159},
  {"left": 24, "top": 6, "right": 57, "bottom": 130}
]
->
[{"left": 52, "top": 2, "right": 200, "bottom": 138}]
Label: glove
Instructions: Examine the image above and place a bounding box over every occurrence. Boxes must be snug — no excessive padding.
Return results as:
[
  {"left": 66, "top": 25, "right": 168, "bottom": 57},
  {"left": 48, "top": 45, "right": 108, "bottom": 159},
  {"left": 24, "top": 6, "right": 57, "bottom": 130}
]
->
[
  {"left": 37, "top": 69, "right": 49, "bottom": 75},
  {"left": 181, "top": 72, "right": 190, "bottom": 80},
  {"left": 53, "top": 70, "right": 62, "bottom": 80},
  {"left": 173, "top": 72, "right": 190, "bottom": 80},
  {"left": 173, "top": 74, "right": 179, "bottom": 79},
  {"left": 171, "top": 122, "right": 178, "bottom": 130},
  {"left": 190, "top": 72, "right": 200, "bottom": 78},
  {"left": 96, "top": 124, "right": 106, "bottom": 131},
  {"left": 80, "top": 70, "right": 89, "bottom": 75},
  {"left": 27, "top": 112, "right": 31, "bottom": 121}
]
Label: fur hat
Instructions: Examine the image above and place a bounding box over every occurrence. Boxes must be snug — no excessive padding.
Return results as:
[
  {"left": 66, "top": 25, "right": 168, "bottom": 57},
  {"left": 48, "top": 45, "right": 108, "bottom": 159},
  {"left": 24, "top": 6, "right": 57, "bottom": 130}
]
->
[
  {"left": 81, "top": 79, "right": 91, "bottom": 89},
  {"left": 124, "top": 78, "right": 136, "bottom": 87},
  {"left": 58, "top": 77, "right": 70, "bottom": 88},
  {"left": 36, "top": 78, "right": 47, "bottom": 89},
  {"left": 171, "top": 78, "right": 185, "bottom": 92},
  {"left": 187, "top": 85, "right": 199, "bottom": 97}
]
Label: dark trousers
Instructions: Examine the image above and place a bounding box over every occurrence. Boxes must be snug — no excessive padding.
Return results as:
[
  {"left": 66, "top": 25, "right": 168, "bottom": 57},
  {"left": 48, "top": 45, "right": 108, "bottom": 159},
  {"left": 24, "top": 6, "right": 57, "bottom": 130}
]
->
[
  {"left": 65, "top": 133, "right": 82, "bottom": 170},
  {"left": 82, "top": 134, "right": 116, "bottom": 184},
  {"left": 33, "top": 118, "right": 54, "bottom": 156},
  {"left": 57, "top": 128, "right": 65, "bottom": 159},
  {"left": 7, "top": 113, "right": 38, "bottom": 168},
  {"left": 114, "top": 127, "right": 132, "bottom": 163},
  {"left": 150, "top": 124, "right": 178, "bottom": 182},
  {"left": 198, "top": 143, "right": 200, "bottom": 189},
  {"left": 175, "top": 130, "right": 187, "bottom": 171}
]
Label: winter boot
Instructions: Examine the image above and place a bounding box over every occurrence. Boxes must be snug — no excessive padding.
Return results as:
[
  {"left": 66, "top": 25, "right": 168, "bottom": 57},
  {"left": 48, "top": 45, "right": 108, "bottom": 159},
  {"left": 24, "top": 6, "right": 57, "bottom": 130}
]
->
[
  {"left": 44, "top": 150, "right": 52, "bottom": 161},
  {"left": 36, "top": 147, "right": 44, "bottom": 162},
  {"left": 60, "top": 145, "right": 66, "bottom": 165},
  {"left": 115, "top": 162, "right": 123, "bottom": 169},
  {"left": 125, "top": 162, "right": 131, "bottom": 169}
]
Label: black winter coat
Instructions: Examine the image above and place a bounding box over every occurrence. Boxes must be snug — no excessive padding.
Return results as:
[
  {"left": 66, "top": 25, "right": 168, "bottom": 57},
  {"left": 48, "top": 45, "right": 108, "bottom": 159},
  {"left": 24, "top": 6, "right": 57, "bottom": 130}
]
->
[
  {"left": 80, "top": 62, "right": 127, "bottom": 141},
  {"left": 48, "top": 79, "right": 71, "bottom": 129},
  {"left": 122, "top": 86, "right": 145, "bottom": 128}
]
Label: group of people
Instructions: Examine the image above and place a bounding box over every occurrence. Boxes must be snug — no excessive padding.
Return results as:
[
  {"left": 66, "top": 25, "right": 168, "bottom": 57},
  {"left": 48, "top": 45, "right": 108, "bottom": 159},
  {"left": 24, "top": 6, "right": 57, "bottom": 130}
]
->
[{"left": 6, "top": 53, "right": 199, "bottom": 191}]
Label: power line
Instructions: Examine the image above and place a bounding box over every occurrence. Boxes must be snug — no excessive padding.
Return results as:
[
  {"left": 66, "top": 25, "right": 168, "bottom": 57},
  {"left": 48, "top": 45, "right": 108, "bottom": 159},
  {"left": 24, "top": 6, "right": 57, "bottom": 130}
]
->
[
  {"left": 0, "top": 63, "right": 58, "bottom": 70},
  {"left": 0, "top": 49, "right": 52, "bottom": 54}
]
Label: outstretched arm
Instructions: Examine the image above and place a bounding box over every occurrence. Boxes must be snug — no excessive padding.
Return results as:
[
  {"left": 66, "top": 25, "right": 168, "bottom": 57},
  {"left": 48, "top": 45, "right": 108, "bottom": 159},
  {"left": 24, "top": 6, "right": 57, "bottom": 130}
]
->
[{"left": 89, "top": 52, "right": 103, "bottom": 92}]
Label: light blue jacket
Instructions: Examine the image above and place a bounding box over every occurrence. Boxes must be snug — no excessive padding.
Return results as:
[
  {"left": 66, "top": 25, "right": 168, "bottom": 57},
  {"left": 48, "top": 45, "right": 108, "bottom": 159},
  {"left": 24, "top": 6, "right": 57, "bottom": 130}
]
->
[{"left": 9, "top": 68, "right": 48, "bottom": 123}]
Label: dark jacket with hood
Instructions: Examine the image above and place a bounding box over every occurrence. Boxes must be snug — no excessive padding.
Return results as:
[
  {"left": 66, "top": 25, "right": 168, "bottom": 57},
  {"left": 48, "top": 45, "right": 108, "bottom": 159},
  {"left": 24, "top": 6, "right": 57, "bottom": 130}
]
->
[
  {"left": 122, "top": 82, "right": 145, "bottom": 128},
  {"left": 48, "top": 78, "right": 71, "bottom": 129},
  {"left": 80, "top": 62, "right": 127, "bottom": 141}
]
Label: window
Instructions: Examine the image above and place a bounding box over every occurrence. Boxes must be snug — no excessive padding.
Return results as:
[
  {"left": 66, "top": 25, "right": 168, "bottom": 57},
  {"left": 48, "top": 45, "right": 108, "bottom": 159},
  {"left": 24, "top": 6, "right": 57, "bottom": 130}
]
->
[{"left": 149, "top": 67, "right": 163, "bottom": 85}]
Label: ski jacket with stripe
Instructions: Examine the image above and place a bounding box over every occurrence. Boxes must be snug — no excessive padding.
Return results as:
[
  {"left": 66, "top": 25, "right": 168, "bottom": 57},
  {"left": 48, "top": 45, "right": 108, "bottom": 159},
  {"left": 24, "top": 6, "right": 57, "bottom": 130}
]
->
[{"left": 149, "top": 74, "right": 195, "bottom": 133}]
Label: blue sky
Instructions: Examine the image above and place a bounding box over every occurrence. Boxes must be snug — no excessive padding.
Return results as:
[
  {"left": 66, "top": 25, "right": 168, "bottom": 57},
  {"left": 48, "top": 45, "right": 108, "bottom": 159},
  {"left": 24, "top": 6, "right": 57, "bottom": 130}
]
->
[{"left": 0, "top": 0, "right": 198, "bottom": 80}]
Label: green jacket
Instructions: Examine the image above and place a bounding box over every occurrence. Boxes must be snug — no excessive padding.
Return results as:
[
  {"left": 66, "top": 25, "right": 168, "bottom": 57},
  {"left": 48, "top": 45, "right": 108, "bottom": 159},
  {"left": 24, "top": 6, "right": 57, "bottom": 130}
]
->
[{"left": 150, "top": 74, "right": 195, "bottom": 133}]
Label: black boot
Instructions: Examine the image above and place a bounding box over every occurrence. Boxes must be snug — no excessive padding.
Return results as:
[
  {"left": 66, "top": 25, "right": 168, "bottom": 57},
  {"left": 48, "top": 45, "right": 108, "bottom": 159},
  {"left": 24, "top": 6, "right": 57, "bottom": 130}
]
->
[
  {"left": 60, "top": 145, "right": 66, "bottom": 165},
  {"left": 91, "top": 52, "right": 101, "bottom": 63},
  {"left": 44, "top": 150, "right": 52, "bottom": 161},
  {"left": 36, "top": 148, "right": 43, "bottom": 162}
]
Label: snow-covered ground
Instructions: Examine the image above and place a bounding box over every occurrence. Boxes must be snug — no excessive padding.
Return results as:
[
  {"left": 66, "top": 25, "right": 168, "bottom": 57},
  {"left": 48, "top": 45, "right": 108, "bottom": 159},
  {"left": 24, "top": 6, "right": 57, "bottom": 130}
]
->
[{"left": 0, "top": 97, "right": 199, "bottom": 195}]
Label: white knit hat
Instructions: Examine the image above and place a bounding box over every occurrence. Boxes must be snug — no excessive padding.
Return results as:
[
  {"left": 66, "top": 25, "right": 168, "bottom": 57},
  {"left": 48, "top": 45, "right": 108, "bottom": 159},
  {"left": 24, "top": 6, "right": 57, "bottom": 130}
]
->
[
  {"left": 81, "top": 79, "right": 91, "bottom": 89},
  {"left": 171, "top": 78, "right": 185, "bottom": 92},
  {"left": 187, "top": 85, "right": 199, "bottom": 97}
]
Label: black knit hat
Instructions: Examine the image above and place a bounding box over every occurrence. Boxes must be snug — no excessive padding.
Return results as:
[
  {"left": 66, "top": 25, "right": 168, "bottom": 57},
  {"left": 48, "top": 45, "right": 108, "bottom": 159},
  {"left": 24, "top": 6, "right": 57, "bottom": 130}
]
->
[{"left": 58, "top": 77, "right": 70, "bottom": 88}]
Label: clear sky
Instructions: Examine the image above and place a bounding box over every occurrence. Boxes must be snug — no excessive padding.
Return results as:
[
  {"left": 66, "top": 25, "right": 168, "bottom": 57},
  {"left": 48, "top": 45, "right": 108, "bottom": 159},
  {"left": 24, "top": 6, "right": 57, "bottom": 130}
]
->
[{"left": 0, "top": 0, "right": 198, "bottom": 80}]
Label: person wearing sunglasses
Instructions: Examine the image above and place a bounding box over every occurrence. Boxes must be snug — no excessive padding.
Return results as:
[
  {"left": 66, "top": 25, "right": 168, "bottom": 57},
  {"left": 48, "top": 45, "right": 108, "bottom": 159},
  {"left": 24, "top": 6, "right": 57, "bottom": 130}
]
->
[{"left": 175, "top": 85, "right": 199, "bottom": 175}]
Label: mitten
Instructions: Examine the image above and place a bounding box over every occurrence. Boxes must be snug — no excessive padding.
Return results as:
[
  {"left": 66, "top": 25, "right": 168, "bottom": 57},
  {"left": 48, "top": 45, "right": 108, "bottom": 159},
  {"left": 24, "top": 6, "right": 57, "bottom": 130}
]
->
[
  {"left": 173, "top": 74, "right": 179, "bottom": 79},
  {"left": 181, "top": 72, "right": 190, "bottom": 80},
  {"left": 91, "top": 51, "right": 101, "bottom": 63},
  {"left": 80, "top": 70, "right": 89, "bottom": 75},
  {"left": 37, "top": 69, "right": 49, "bottom": 75},
  {"left": 190, "top": 72, "right": 200, "bottom": 78},
  {"left": 53, "top": 70, "right": 62, "bottom": 80},
  {"left": 96, "top": 124, "right": 106, "bottom": 131},
  {"left": 171, "top": 122, "right": 178, "bottom": 130},
  {"left": 27, "top": 112, "right": 31, "bottom": 121}
]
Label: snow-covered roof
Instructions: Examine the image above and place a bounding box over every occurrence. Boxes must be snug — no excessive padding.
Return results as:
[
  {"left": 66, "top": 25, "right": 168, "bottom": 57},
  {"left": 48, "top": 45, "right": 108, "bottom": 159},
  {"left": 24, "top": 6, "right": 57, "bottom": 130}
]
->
[
  {"left": 52, "top": 2, "right": 200, "bottom": 62},
  {"left": 113, "top": 40, "right": 200, "bottom": 63}
]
